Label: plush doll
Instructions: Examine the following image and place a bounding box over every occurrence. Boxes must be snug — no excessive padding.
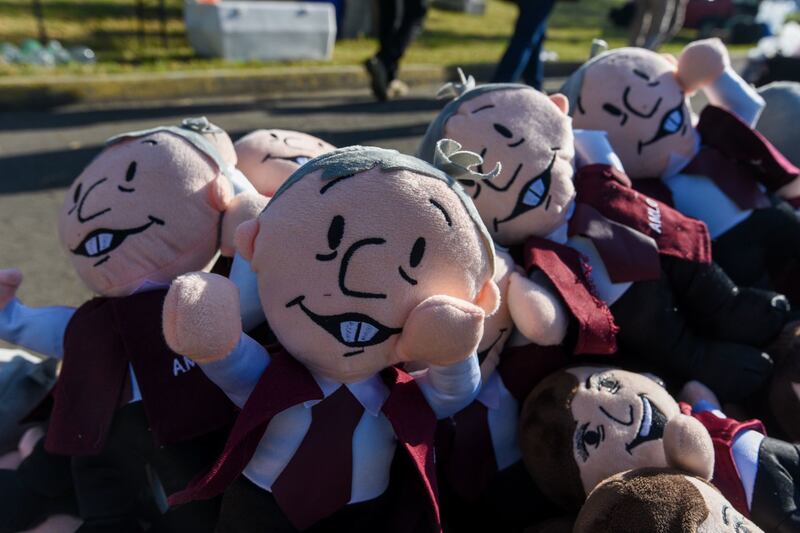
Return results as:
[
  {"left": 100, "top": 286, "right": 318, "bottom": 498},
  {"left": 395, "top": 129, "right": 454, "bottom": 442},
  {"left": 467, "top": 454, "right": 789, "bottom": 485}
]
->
[
  {"left": 162, "top": 146, "right": 501, "bottom": 532},
  {"left": 574, "top": 467, "right": 763, "bottom": 533},
  {"left": 434, "top": 244, "right": 569, "bottom": 532},
  {"left": 0, "top": 125, "right": 266, "bottom": 532},
  {"left": 520, "top": 366, "right": 800, "bottom": 532},
  {"left": 418, "top": 78, "right": 794, "bottom": 404},
  {"left": 756, "top": 82, "right": 800, "bottom": 171},
  {"left": 234, "top": 129, "right": 336, "bottom": 197},
  {"left": 561, "top": 39, "right": 800, "bottom": 302}
]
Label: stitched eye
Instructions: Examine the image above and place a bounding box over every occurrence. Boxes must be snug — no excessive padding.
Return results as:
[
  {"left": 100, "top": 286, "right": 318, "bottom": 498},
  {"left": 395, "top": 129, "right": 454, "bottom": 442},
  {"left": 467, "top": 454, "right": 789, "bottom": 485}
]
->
[
  {"left": 410, "top": 237, "right": 425, "bottom": 268},
  {"left": 598, "top": 375, "right": 621, "bottom": 394},
  {"left": 327, "top": 215, "right": 345, "bottom": 250},
  {"left": 125, "top": 162, "right": 137, "bottom": 182},
  {"left": 583, "top": 428, "right": 601, "bottom": 447},
  {"left": 493, "top": 123, "right": 513, "bottom": 138},
  {"left": 603, "top": 103, "right": 623, "bottom": 116},
  {"left": 73, "top": 183, "right": 82, "bottom": 203}
]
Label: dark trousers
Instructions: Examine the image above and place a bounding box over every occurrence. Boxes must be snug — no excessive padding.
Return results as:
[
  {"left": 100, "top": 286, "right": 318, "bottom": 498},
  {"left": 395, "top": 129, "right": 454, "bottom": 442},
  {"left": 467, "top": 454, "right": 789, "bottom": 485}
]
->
[
  {"left": 0, "top": 403, "right": 225, "bottom": 532},
  {"left": 491, "top": 0, "right": 558, "bottom": 89},
  {"left": 376, "top": 0, "right": 430, "bottom": 81},
  {"left": 216, "top": 476, "right": 390, "bottom": 533},
  {"left": 713, "top": 204, "right": 800, "bottom": 304},
  {"left": 610, "top": 257, "right": 788, "bottom": 402},
  {"left": 439, "top": 461, "right": 555, "bottom": 533},
  {"left": 751, "top": 437, "right": 800, "bottom": 533}
]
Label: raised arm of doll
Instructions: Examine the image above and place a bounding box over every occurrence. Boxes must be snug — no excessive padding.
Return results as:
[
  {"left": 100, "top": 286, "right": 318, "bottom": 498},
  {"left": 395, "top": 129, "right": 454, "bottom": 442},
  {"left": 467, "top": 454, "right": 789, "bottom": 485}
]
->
[
  {"left": 573, "top": 129, "right": 626, "bottom": 174},
  {"left": 411, "top": 355, "right": 481, "bottom": 419},
  {"left": 0, "top": 269, "right": 74, "bottom": 359},
  {"left": 508, "top": 270, "right": 569, "bottom": 347},
  {"left": 678, "top": 38, "right": 765, "bottom": 127},
  {"left": 163, "top": 271, "right": 269, "bottom": 407}
]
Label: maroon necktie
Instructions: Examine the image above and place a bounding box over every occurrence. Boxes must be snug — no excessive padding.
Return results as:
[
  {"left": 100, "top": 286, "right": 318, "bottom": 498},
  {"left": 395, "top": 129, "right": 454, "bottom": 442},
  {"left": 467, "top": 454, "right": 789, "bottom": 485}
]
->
[
  {"left": 441, "top": 400, "right": 497, "bottom": 503},
  {"left": 271, "top": 385, "right": 365, "bottom": 530}
]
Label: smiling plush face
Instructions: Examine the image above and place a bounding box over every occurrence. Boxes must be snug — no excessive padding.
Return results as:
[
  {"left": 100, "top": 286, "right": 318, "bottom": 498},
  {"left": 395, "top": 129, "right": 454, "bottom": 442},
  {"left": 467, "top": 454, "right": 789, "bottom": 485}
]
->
[
  {"left": 240, "top": 150, "right": 494, "bottom": 383},
  {"left": 235, "top": 129, "right": 336, "bottom": 197},
  {"left": 566, "top": 367, "right": 681, "bottom": 495},
  {"left": 571, "top": 48, "right": 697, "bottom": 179},
  {"left": 435, "top": 87, "right": 576, "bottom": 247},
  {"left": 58, "top": 131, "right": 231, "bottom": 297}
]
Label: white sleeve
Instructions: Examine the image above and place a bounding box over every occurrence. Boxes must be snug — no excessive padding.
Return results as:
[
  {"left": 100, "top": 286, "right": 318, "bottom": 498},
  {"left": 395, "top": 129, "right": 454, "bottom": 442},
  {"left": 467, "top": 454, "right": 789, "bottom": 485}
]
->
[
  {"left": 0, "top": 299, "right": 74, "bottom": 359},
  {"left": 229, "top": 253, "right": 265, "bottom": 332},
  {"left": 703, "top": 66, "right": 766, "bottom": 127},
  {"left": 412, "top": 354, "right": 481, "bottom": 419},
  {"left": 572, "top": 129, "right": 626, "bottom": 173},
  {"left": 199, "top": 332, "right": 270, "bottom": 408}
]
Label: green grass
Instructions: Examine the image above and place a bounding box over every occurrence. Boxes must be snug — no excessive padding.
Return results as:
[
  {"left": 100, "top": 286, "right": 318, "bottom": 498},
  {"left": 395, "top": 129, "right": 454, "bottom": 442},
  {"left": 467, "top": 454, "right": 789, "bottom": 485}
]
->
[{"left": 0, "top": 0, "right": 748, "bottom": 77}]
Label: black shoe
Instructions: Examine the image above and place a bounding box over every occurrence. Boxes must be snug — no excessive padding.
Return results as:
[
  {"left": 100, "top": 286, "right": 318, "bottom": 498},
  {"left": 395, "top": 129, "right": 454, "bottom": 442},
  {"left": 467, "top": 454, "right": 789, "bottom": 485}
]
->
[{"left": 365, "top": 57, "right": 389, "bottom": 101}]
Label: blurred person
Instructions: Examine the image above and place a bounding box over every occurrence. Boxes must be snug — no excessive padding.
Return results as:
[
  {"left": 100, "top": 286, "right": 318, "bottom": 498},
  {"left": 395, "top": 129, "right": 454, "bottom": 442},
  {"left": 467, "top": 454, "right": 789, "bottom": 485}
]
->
[
  {"left": 365, "top": 0, "right": 431, "bottom": 101},
  {"left": 630, "top": 0, "right": 689, "bottom": 50},
  {"left": 491, "top": 0, "right": 559, "bottom": 90}
]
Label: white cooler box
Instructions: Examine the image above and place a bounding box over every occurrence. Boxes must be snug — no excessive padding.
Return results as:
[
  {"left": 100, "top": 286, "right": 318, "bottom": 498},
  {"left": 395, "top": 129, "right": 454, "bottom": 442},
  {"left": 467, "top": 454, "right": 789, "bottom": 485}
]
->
[
  {"left": 184, "top": 1, "right": 337, "bottom": 61},
  {"left": 432, "top": 0, "right": 485, "bottom": 15}
]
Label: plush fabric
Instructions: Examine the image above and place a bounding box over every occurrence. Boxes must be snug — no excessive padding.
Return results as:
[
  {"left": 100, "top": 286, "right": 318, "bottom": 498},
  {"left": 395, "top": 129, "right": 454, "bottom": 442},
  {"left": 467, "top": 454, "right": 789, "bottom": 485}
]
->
[
  {"left": 234, "top": 129, "right": 335, "bottom": 197},
  {"left": 757, "top": 82, "right": 800, "bottom": 168}
]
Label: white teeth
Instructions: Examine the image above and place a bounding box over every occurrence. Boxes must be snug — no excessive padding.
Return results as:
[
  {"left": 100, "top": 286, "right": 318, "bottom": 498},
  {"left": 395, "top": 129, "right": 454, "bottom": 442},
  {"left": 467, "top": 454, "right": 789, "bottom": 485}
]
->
[
  {"left": 340, "top": 321, "right": 359, "bottom": 344},
  {"left": 640, "top": 397, "right": 653, "bottom": 437},
  {"left": 85, "top": 237, "right": 98, "bottom": 256},
  {"left": 357, "top": 323, "right": 378, "bottom": 343},
  {"left": 523, "top": 180, "right": 545, "bottom": 206},
  {"left": 98, "top": 233, "right": 112, "bottom": 252},
  {"left": 296, "top": 156, "right": 309, "bottom": 165},
  {"left": 664, "top": 110, "right": 682, "bottom": 133}
]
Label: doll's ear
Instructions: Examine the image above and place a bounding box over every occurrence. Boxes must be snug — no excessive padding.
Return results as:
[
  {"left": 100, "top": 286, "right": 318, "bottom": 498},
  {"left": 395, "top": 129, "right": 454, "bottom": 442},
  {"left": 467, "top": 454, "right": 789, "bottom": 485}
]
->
[
  {"left": 234, "top": 219, "right": 260, "bottom": 262},
  {"left": 207, "top": 175, "right": 235, "bottom": 213},
  {"left": 475, "top": 279, "right": 501, "bottom": 317},
  {"left": 549, "top": 94, "right": 569, "bottom": 115}
]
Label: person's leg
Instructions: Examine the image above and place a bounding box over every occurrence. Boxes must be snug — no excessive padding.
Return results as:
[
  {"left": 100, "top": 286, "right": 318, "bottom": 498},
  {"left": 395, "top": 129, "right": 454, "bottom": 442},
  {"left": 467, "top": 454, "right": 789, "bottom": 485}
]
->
[
  {"left": 377, "top": 0, "right": 430, "bottom": 81},
  {"left": 520, "top": 0, "right": 558, "bottom": 90},
  {"left": 643, "top": 0, "right": 673, "bottom": 50},
  {"left": 492, "top": 0, "right": 554, "bottom": 85},
  {"left": 629, "top": 0, "right": 652, "bottom": 47},
  {"left": 366, "top": 0, "right": 400, "bottom": 101},
  {"left": 664, "top": 0, "right": 689, "bottom": 43}
]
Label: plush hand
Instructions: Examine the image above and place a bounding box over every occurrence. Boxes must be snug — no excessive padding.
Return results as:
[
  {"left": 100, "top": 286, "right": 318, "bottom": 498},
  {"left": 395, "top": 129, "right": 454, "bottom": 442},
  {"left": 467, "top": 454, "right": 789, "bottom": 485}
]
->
[
  {"left": 163, "top": 272, "right": 242, "bottom": 364},
  {"left": 220, "top": 193, "right": 269, "bottom": 257},
  {"left": 508, "top": 272, "right": 568, "bottom": 346},
  {"left": 664, "top": 414, "right": 714, "bottom": 481},
  {"left": 0, "top": 269, "right": 22, "bottom": 310},
  {"left": 677, "top": 38, "right": 730, "bottom": 94},
  {"left": 396, "top": 295, "right": 484, "bottom": 366}
]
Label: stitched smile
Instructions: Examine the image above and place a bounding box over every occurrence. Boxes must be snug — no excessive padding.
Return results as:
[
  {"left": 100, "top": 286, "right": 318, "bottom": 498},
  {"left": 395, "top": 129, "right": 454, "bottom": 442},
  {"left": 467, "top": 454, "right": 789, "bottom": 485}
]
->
[
  {"left": 625, "top": 394, "right": 667, "bottom": 453},
  {"left": 637, "top": 100, "right": 685, "bottom": 154},
  {"left": 286, "top": 296, "right": 402, "bottom": 353},
  {"left": 493, "top": 153, "right": 556, "bottom": 231},
  {"left": 70, "top": 216, "right": 164, "bottom": 262}
]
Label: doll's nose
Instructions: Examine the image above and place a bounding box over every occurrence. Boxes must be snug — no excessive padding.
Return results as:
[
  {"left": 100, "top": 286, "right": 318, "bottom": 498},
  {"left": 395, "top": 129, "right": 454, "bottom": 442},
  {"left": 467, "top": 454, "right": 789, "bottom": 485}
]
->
[
  {"left": 75, "top": 177, "right": 111, "bottom": 223},
  {"left": 338, "top": 238, "right": 387, "bottom": 299}
]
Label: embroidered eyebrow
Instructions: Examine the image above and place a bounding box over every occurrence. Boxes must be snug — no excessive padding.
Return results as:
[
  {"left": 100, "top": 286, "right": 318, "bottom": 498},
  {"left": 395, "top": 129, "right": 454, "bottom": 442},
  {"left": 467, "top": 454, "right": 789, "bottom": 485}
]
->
[
  {"left": 633, "top": 69, "right": 650, "bottom": 81},
  {"left": 471, "top": 104, "right": 495, "bottom": 114},
  {"left": 141, "top": 140, "right": 158, "bottom": 145},
  {"left": 429, "top": 198, "right": 452, "bottom": 226},
  {"left": 320, "top": 173, "right": 356, "bottom": 194}
]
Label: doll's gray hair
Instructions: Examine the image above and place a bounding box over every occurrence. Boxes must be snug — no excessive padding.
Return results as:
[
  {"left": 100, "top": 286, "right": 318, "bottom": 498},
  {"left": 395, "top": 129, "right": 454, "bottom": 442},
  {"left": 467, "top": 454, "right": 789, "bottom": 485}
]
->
[{"left": 270, "top": 145, "right": 497, "bottom": 275}]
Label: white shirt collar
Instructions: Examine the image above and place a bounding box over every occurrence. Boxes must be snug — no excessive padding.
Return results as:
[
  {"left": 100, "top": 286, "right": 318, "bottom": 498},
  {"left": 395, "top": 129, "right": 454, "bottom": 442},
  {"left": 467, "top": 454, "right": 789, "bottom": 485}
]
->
[
  {"left": 476, "top": 371, "right": 501, "bottom": 410},
  {"left": 307, "top": 373, "right": 390, "bottom": 417},
  {"left": 133, "top": 280, "right": 171, "bottom": 294},
  {"left": 544, "top": 201, "right": 576, "bottom": 245},
  {"left": 662, "top": 130, "right": 701, "bottom": 179}
]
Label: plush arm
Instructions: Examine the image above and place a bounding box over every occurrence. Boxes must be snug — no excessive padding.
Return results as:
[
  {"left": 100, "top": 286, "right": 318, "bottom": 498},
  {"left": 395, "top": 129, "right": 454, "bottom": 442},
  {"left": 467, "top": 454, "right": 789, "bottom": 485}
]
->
[
  {"left": 572, "top": 129, "right": 626, "bottom": 173},
  {"left": 677, "top": 38, "right": 764, "bottom": 126},
  {"left": 229, "top": 253, "right": 265, "bottom": 332},
  {"left": 199, "top": 333, "right": 270, "bottom": 408},
  {"left": 0, "top": 270, "right": 73, "bottom": 358},
  {"left": 411, "top": 354, "right": 482, "bottom": 419},
  {"left": 508, "top": 271, "right": 568, "bottom": 346}
]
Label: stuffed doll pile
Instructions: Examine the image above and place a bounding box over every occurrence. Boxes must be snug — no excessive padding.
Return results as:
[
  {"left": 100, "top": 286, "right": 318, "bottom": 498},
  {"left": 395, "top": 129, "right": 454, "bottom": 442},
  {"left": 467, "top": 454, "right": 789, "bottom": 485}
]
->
[
  {"left": 418, "top": 76, "right": 798, "bottom": 410},
  {"left": 520, "top": 366, "right": 800, "bottom": 532},
  {"left": 0, "top": 124, "right": 265, "bottom": 533},
  {"left": 561, "top": 39, "right": 800, "bottom": 304},
  {"left": 161, "top": 145, "right": 503, "bottom": 532}
]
